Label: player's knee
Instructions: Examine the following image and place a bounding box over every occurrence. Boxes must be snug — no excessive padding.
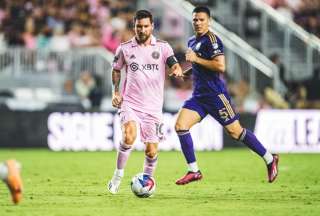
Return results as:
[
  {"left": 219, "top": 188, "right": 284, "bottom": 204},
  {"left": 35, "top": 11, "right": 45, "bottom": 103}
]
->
[
  {"left": 123, "top": 132, "right": 136, "bottom": 145},
  {"left": 123, "top": 127, "right": 136, "bottom": 145},
  {"left": 145, "top": 146, "right": 157, "bottom": 158},
  {"left": 124, "top": 135, "right": 135, "bottom": 145},
  {"left": 145, "top": 150, "right": 157, "bottom": 158},
  {"left": 175, "top": 122, "right": 189, "bottom": 132}
]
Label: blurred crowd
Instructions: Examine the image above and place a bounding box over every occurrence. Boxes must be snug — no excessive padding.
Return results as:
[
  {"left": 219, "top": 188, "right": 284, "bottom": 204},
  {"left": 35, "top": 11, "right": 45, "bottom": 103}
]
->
[
  {"left": 262, "top": 0, "right": 320, "bottom": 37},
  {"left": 227, "top": 53, "right": 320, "bottom": 113},
  {"left": 0, "top": 0, "right": 136, "bottom": 53},
  {"left": 0, "top": 0, "right": 318, "bottom": 112}
]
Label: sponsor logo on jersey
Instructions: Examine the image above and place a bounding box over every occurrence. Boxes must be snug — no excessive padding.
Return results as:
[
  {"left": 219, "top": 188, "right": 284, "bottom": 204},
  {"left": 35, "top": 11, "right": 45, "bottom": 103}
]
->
[
  {"left": 151, "top": 51, "right": 160, "bottom": 59},
  {"left": 214, "top": 49, "right": 222, "bottom": 54},
  {"left": 195, "top": 42, "right": 201, "bottom": 51},
  {"left": 212, "top": 43, "right": 219, "bottom": 49},
  {"left": 142, "top": 64, "right": 159, "bottom": 71},
  {"left": 129, "top": 62, "right": 159, "bottom": 71},
  {"left": 130, "top": 62, "right": 139, "bottom": 71}
]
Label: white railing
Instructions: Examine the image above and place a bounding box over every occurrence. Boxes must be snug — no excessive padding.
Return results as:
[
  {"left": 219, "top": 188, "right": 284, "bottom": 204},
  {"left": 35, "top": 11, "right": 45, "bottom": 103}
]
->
[
  {"left": 251, "top": 0, "right": 320, "bottom": 80},
  {"left": 250, "top": 0, "right": 320, "bottom": 51},
  {"left": 211, "top": 0, "right": 320, "bottom": 81},
  {"left": 0, "top": 47, "right": 113, "bottom": 99}
]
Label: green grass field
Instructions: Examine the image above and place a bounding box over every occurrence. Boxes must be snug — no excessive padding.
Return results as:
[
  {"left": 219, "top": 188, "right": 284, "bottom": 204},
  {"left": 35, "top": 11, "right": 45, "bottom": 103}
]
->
[{"left": 0, "top": 149, "right": 319, "bottom": 216}]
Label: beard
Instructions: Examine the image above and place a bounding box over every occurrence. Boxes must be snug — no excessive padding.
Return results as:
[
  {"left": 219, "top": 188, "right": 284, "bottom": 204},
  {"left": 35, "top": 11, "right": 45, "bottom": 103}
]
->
[{"left": 136, "top": 33, "right": 150, "bottom": 43}]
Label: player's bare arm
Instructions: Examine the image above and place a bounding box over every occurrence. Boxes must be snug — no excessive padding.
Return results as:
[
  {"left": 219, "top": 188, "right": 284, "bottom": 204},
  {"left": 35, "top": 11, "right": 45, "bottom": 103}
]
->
[
  {"left": 186, "top": 48, "right": 225, "bottom": 73},
  {"left": 183, "top": 67, "right": 192, "bottom": 75},
  {"left": 169, "top": 63, "right": 184, "bottom": 77},
  {"left": 112, "top": 69, "right": 122, "bottom": 108}
]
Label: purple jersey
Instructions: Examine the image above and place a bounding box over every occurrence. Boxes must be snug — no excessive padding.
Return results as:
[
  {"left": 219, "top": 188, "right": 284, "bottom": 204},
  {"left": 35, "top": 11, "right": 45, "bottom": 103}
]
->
[
  {"left": 184, "top": 31, "right": 239, "bottom": 125},
  {"left": 188, "top": 31, "right": 226, "bottom": 97}
]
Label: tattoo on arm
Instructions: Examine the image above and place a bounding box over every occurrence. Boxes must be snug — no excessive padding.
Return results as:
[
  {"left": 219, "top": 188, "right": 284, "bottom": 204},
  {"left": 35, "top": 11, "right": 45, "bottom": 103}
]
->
[{"left": 112, "top": 69, "right": 121, "bottom": 92}]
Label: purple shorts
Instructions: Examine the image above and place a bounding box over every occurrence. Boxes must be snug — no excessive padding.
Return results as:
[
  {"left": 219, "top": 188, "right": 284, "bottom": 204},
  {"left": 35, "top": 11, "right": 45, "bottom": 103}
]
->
[{"left": 183, "top": 92, "right": 239, "bottom": 126}]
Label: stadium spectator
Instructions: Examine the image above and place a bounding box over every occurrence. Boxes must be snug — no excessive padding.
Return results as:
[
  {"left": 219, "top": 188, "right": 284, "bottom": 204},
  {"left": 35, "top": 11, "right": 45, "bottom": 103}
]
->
[
  {"left": 62, "top": 78, "right": 75, "bottom": 96},
  {"left": 49, "top": 26, "right": 71, "bottom": 52},
  {"left": 263, "top": 0, "right": 320, "bottom": 38},
  {"left": 88, "top": 74, "right": 103, "bottom": 110},
  {"left": 263, "top": 86, "right": 290, "bottom": 109},
  {"left": 36, "top": 26, "right": 52, "bottom": 50},
  {"left": 269, "top": 53, "right": 293, "bottom": 102},
  {"left": 22, "top": 16, "right": 37, "bottom": 50},
  {"left": 164, "top": 75, "right": 193, "bottom": 111},
  {"left": 228, "top": 78, "right": 264, "bottom": 113},
  {"left": 75, "top": 70, "right": 96, "bottom": 108},
  {"left": 0, "top": 27, "right": 6, "bottom": 51},
  {"left": 300, "top": 68, "right": 320, "bottom": 108},
  {"left": 164, "top": 43, "right": 193, "bottom": 111}
]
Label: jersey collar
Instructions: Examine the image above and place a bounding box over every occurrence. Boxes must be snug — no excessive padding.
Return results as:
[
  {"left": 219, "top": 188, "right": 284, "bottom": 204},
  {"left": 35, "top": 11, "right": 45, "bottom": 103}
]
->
[
  {"left": 131, "top": 35, "right": 156, "bottom": 47},
  {"left": 196, "top": 31, "right": 209, "bottom": 40}
]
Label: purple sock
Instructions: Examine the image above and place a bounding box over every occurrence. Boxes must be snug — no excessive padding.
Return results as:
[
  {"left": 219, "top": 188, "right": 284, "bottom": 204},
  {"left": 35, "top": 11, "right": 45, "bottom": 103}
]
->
[
  {"left": 177, "top": 130, "right": 196, "bottom": 163},
  {"left": 239, "top": 129, "right": 266, "bottom": 157},
  {"left": 143, "top": 155, "right": 158, "bottom": 176},
  {"left": 116, "top": 143, "right": 132, "bottom": 169}
]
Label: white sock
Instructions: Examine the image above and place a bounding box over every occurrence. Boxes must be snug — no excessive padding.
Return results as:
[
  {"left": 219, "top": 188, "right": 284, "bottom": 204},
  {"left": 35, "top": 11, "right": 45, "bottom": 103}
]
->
[
  {"left": 263, "top": 152, "right": 274, "bottom": 164},
  {"left": 114, "top": 169, "right": 124, "bottom": 177},
  {"left": 0, "top": 163, "right": 8, "bottom": 180},
  {"left": 187, "top": 162, "right": 199, "bottom": 172}
]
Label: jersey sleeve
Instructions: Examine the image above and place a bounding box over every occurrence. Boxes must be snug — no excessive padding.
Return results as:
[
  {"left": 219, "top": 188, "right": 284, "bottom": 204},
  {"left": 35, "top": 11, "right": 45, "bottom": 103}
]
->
[
  {"left": 207, "top": 35, "right": 224, "bottom": 59},
  {"left": 112, "top": 46, "right": 125, "bottom": 70},
  {"left": 187, "top": 39, "right": 191, "bottom": 48},
  {"left": 163, "top": 43, "right": 178, "bottom": 67}
]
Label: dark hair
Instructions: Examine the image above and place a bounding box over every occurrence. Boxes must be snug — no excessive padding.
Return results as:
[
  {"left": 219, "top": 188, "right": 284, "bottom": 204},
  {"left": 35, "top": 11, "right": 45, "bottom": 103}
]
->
[
  {"left": 134, "top": 10, "right": 153, "bottom": 23},
  {"left": 269, "top": 53, "right": 280, "bottom": 64},
  {"left": 192, "top": 6, "right": 211, "bottom": 17}
]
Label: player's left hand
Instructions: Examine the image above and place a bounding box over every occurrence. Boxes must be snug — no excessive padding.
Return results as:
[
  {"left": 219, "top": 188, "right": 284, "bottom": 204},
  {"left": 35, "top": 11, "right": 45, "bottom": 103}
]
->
[
  {"left": 169, "top": 64, "right": 184, "bottom": 78},
  {"left": 185, "top": 48, "right": 198, "bottom": 63}
]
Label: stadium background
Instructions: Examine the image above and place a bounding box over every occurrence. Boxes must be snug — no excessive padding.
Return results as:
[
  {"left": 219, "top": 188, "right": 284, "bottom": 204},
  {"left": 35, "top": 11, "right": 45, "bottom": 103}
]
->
[
  {"left": 0, "top": 0, "right": 319, "bottom": 215},
  {"left": 0, "top": 0, "right": 319, "bottom": 151}
]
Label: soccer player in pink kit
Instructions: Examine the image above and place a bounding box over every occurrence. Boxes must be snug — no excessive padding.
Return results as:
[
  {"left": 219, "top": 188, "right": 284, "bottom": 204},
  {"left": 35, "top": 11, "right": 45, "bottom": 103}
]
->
[{"left": 108, "top": 10, "right": 183, "bottom": 194}]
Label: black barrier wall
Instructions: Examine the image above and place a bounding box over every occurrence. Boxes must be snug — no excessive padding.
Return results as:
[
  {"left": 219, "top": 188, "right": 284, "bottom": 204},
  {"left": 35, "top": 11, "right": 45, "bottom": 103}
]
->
[{"left": 0, "top": 107, "right": 257, "bottom": 149}]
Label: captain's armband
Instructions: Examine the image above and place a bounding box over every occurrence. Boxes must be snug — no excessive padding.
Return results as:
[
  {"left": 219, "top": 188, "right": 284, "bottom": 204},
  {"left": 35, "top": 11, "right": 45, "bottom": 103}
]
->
[{"left": 166, "top": 55, "right": 178, "bottom": 68}]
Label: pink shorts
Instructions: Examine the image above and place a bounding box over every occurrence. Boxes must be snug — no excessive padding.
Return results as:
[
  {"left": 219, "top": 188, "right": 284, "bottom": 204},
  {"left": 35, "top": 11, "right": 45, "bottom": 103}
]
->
[{"left": 119, "top": 104, "right": 164, "bottom": 143}]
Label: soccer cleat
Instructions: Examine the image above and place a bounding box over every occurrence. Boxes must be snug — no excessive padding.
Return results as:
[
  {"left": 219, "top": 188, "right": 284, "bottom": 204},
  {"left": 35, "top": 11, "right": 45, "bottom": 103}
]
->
[
  {"left": 267, "top": 154, "right": 279, "bottom": 183},
  {"left": 4, "top": 160, "right": 23, "bottom": 204},
  {"left": 175, "top": 171, "right": 203, "bottom": 185},
  {"left": 107, "top": 175, "right": 122, "bottom": 194}
]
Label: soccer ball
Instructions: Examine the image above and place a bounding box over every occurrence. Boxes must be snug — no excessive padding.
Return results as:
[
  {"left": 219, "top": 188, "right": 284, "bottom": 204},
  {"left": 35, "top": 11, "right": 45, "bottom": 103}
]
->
[{"left": 130, "top": 173, "right": 156, "bottom": 198}]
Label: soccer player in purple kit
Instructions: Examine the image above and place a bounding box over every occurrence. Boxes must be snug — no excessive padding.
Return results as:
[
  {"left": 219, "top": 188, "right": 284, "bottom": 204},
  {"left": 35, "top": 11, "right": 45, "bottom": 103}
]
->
[
  {"left": 175, "top": 6, "right": 279, "bottom": 185},
  {"left": 108, "top": 10, "right": 183, "bottom": 194}
]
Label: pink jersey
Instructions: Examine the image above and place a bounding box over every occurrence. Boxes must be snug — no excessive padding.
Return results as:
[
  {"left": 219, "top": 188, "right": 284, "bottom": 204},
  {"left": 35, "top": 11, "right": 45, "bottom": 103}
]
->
[{"left": 112, "top": 35, "right": 175, "bottom": 116}]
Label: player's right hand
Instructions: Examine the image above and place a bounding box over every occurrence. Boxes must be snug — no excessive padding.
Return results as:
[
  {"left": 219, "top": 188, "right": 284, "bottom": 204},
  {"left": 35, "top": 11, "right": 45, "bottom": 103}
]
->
[
  {"left": 186, "top": 48, "right": 198, "bottom": 63},
  {"left": 112, "top": 92, "right": 122, "bottom": 108}
]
